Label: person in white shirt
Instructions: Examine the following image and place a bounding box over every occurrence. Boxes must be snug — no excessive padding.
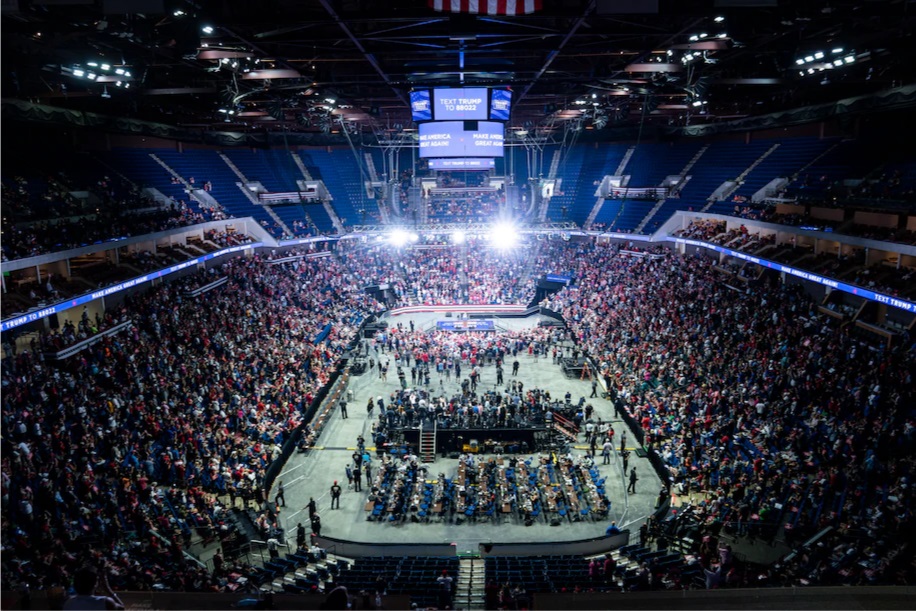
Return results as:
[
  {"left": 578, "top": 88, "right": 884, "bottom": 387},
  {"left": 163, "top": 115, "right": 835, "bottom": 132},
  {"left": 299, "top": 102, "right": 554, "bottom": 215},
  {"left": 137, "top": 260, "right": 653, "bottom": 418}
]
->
[{"left": 63, "top": 565, "right": 124, "bottom": 610}]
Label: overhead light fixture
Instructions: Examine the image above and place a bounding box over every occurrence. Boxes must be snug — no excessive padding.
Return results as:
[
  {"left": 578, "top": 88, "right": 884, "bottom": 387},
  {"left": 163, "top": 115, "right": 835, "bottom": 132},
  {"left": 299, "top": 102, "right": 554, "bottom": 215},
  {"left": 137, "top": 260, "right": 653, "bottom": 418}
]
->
[
  {"left": 689, "top": 35, "right": 699, "bottom": 41},
  {"left": 100, "top": 63, "right": 111, "bottom": 71},
  {"left": 807, "top": 68, "right": 815, "bottom": 74},
  {"left": 73, "top": 69, "right": 85, "bottom": 77},
  {"left": 831, "top": 47, "right": 843, "bottom": 54},
  {"left": 814, "top": 51, "right": 824, "bottom": 59},
  {"left": 699, "top": 33, "right": 708, "bottom": 38},
  {"left": 833, "top": 59, "right": 843, "bottom": 67},
  {"left": 124, "top": 83, "right": 130, "bottom": 89},
  {"left": 173, "top": 9, "right": 185, "bottom": 16},
  {"left": 804, "top": 55, "right": 814, "bottom": 63},
  {"left": 692, "top": 100, "right": 702, "bottom": 107},
  {"left": 87, "top": 62, "right": 98, "bottom": 67},
  {"left": 324, "top": 97, "right": 336, "bottom": 104},
  {"left": 796, "top": 59, "right": 805, "bottom": 65},
  {"left": 86, "top": 72, "right": 97, "bottom": 80},
  {"left": 713, "top": 15, "right": 725, "bottom": 23},
  {"left": 844, "top": 55, "right": 855, "bottom": 63},
  {"left": 115, "top": 81, "right": 122, "bottom": 87},
  {"left": 115, "top": 68, "right": 125, "bottom": 75},
  {"left": 716, "top": 33, "right": 727, "bottom": 38},
  {"left": 202, "top": 26, "right": 214, "bottom": 34},
  {"left": 124, "top": 71, "right": 131, "bottom": 77}
]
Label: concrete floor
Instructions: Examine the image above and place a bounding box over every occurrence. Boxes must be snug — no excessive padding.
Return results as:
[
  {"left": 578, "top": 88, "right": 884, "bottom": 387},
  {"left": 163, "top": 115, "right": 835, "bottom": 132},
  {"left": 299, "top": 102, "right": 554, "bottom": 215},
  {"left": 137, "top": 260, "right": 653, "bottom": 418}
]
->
[{"left": 272, "top": 313, "right": 663, "bottom": 554}]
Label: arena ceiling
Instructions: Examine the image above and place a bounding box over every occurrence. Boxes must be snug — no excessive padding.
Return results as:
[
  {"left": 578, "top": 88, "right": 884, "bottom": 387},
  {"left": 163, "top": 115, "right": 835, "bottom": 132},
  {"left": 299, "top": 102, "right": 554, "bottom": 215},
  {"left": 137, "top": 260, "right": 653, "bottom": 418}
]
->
[{"left": 3, "top": 0, "right": 916, "bottom": 140}]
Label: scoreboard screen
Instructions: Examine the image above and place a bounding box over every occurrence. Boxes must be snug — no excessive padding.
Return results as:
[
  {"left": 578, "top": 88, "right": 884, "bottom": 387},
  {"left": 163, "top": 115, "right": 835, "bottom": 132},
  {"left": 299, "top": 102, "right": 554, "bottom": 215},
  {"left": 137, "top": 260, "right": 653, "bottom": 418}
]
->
[{"left": 418, "top": 121, "right": 504, "bottom": 158}]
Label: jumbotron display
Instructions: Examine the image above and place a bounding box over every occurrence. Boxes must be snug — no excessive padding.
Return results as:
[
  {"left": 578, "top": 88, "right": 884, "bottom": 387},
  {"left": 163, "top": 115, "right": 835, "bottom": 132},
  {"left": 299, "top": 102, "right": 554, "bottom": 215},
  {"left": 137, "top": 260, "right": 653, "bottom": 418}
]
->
[
  {"left": 410, "top": 87, "right": 512, "bottom": 122},
  {"left": 418, "top": 121, "right": 505, "bottom": 158}
]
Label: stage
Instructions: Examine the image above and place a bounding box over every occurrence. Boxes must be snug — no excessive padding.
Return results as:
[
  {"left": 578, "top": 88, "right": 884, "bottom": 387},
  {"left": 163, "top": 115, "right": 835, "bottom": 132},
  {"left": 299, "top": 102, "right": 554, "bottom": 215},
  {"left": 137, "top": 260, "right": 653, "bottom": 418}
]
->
[{"left": 271, "top": 312, "right": 663, "bottom": 550}]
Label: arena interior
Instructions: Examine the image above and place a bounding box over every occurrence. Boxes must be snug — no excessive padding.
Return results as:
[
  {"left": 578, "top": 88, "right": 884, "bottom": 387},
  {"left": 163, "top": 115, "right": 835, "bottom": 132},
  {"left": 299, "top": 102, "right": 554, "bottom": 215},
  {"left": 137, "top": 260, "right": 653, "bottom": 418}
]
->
[{"left": 2, "top": 0, "right": 916, "bottom": 609}]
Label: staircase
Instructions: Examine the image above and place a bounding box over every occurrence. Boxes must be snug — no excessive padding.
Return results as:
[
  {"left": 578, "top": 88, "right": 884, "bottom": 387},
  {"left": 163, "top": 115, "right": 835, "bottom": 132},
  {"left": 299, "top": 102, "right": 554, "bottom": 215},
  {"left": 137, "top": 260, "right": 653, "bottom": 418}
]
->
[
  {"left": 290, "top": 152, "right": 314, "bottom": 180},
  {"left": 703, "top": 143, "right": 780, "bottom": 211},
  {"left": 547, "top": 148, "right": 562, "bottom": 179},
  {"left": 364, "top": 152, "right": 380, "bottom": 182},
  {"left": 150, "top": 153, "right": 191, "bottom": 189},
  {"left": 550, "top": 412, "right": 579, "bottom": 442},
  {"left": 634, "top": 196, "right": 669, "bottom": 233},
  {"left": 615, "top": 145, "right": 637, "bottom": 176},
  {"left": 420, "top": 421, "right": 437, "bottom": 463},
  {"left": 675, "top": 144, "right": 709, "bottom": 190},
  {"left": 455, "top": 557, "right": 485, "bottom": 610},
  {"left": 219, "top": 153, "right": 293, "bottom": 236}
]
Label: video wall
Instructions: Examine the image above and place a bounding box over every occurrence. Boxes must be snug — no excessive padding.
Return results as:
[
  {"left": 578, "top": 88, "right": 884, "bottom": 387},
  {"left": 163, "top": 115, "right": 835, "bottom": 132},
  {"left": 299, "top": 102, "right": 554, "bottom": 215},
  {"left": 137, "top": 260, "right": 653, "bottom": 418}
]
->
[
  {"left": 411, "top": 87, "right": 512, "bottom": 165},
  {"left": 410, "top": 88, "right": 512, "bottom": 123},
  {"left": 419, "top": 121, "right": 504, "bottom": 158}
]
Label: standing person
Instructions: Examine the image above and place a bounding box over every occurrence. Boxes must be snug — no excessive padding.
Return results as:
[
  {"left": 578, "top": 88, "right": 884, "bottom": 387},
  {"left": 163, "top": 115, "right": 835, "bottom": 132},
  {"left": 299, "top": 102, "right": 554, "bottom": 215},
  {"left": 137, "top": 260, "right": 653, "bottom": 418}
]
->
[
  {"left": 345, "top": 464, "right": 354, "bottom": 490},
  {"left": 340, "top": 400, "right": 348, "bottom": 419},
  {"left": 297, "top": 522, "right": 306, "bottom": 549},
  {"left": 602, "top": 439, "right": 613, "bottom": 465},
  {"left": 364, "top": 461, "right": 372, "bottom": 482},
  {"left": 512, "top": 359, "right": 519, "bottom": 376},
  {"left": 436, "top": 570, "right": 453, "bottom": 609},
  {"left": 590, "top": 379, "right": 598, "bottom": 398},
  {"left": 628, "top": 468, "right": 638, "bottom": 495},
  {"left": 620, "top": 431, "right": 627, "bottom": 455},
  {"left": 330, "top": 481, "right": 342, "bottom": 508},
  {"left": 274, "top": 480, "right": 285, "bottom": 508},
  {"left": 267, "top": 536, "right": 281, "bottom": 559},
  {"left": 367, "top": 397, "right": 375, "bottom": 417},
  {"left": 353, "top": 467, "right": 362, "bottom": 492},
  {"left": 63, "top": 565, "right": 125, "bottom": 611},
  {"left": 622, "top": 449, "right": 631, "bottom": 474},
  {"left": 311, "top": 513, "right": 322, "bottom": 537},
  {"left": 306, "top": 497, "right": 317, "bottom": 520}
]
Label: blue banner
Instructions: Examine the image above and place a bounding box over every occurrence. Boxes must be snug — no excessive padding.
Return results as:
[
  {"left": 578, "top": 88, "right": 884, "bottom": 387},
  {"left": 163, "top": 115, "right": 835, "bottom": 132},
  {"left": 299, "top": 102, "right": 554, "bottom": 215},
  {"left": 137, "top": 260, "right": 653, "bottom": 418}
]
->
[
  {"left": 674, "top": 238, "right": 916, "bottom": 314},
  {"left": 436, "top": 319, "right": 496, "bottom": 331},
  {"left": 546, "top": 274, "right": 573, "bottom": 285},
  {"left": 1, "top": 242, "right": 262, "bottom": 333},
  {"left": 490, "top": 89, "right": 512, "bottom": 121},
  {"left": 410, "top": 89, "right": 432, "bottom": 122}
]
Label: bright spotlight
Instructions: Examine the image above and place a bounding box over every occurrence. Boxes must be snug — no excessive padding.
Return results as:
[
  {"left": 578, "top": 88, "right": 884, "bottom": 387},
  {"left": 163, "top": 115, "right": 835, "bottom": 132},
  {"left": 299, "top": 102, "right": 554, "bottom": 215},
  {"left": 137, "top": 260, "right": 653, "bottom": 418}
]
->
[
  {"left": 409, "top": 232, "right": 419, "bottom": 243},
  {"left": 489, "top": 222, "right": 519, "bottom": 250},
  {"left": 388, "top": 229, "right": 410, "bottom": 247},
  {"left": 452, "top": 230, "right": 466, "bottom": 245}
]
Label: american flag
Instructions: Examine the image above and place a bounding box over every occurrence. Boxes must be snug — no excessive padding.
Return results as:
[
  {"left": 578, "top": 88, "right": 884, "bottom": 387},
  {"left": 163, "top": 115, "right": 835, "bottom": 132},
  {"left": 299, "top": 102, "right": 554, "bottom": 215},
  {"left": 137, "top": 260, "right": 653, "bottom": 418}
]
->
[{"left": 428, "top": 0, "right": 542, "bottom": 16}]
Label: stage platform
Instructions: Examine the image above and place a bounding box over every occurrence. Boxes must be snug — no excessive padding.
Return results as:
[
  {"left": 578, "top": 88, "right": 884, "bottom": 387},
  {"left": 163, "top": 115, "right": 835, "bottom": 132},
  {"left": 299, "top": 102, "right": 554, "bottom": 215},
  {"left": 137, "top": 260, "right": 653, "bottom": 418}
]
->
[{"left": 272, "top": 312, "right": 663, "bottom": 552}]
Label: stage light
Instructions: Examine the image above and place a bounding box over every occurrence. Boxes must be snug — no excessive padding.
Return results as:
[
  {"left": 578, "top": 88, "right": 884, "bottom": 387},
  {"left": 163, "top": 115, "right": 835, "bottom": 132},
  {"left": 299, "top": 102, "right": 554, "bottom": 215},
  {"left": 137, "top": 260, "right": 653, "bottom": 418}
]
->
[
  {"left": 202, "top": 26, "right": 214, "bottom": 34},
  {"left": 489, "top": 222, "right": 519, "bottom": 250},
  {"left": 713, "top": 15, "right": 724, "bottom": 22},
  {"left": 831, "top": 47, "right": 843, "bottom": 54},
  {"left": 452, "top": 230, "right": 466, "bottom": 245},
  {"left": 388, "top": 229, "right": 411, "bottom": 247},
  {"left": 409, "top": 232, "right": 419, "bottom": 243}
]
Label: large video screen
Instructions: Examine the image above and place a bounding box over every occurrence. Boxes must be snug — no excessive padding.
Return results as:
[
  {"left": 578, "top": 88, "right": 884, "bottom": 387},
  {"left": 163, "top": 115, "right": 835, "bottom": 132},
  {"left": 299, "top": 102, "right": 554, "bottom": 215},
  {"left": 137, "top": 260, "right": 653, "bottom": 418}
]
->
[
  {"left": 433, "top": 88, "right": 490, "bottom": 121},
  {"left": 419, "top": 121, "right": 504, "bottom": 158},
  {"left": 409, "top": 90, "right": 432, "bottom": 122},
  {"left": 490, "top": 88, "right": 512, "bottom": 121}
]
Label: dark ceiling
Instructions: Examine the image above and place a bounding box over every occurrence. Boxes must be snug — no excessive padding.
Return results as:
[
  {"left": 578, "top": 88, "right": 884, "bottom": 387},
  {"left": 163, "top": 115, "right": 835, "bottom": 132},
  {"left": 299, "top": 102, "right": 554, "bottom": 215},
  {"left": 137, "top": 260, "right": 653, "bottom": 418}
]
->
[{"left": 3, "top": 0, "right": 915, "bottom": 139}]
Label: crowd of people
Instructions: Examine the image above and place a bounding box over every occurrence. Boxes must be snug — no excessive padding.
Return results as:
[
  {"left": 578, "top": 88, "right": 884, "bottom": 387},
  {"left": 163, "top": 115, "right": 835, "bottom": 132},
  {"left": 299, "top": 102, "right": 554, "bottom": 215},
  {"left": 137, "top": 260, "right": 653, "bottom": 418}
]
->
[
  {"left": 2, "top": 221, "right": 914, "bottom": 598},
  {"left": 545, "top": 240, "right": 915, "bottom": 586},
  {"left": 1, "top": 250, "right": 383, "bottom": 593}
]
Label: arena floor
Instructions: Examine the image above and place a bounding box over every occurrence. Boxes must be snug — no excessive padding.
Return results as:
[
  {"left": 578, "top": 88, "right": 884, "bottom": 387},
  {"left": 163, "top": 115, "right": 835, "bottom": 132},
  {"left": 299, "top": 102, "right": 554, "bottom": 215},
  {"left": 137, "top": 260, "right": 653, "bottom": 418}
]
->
[{"left": 272, "top": 313, "right": 664, "bottom": 553}]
